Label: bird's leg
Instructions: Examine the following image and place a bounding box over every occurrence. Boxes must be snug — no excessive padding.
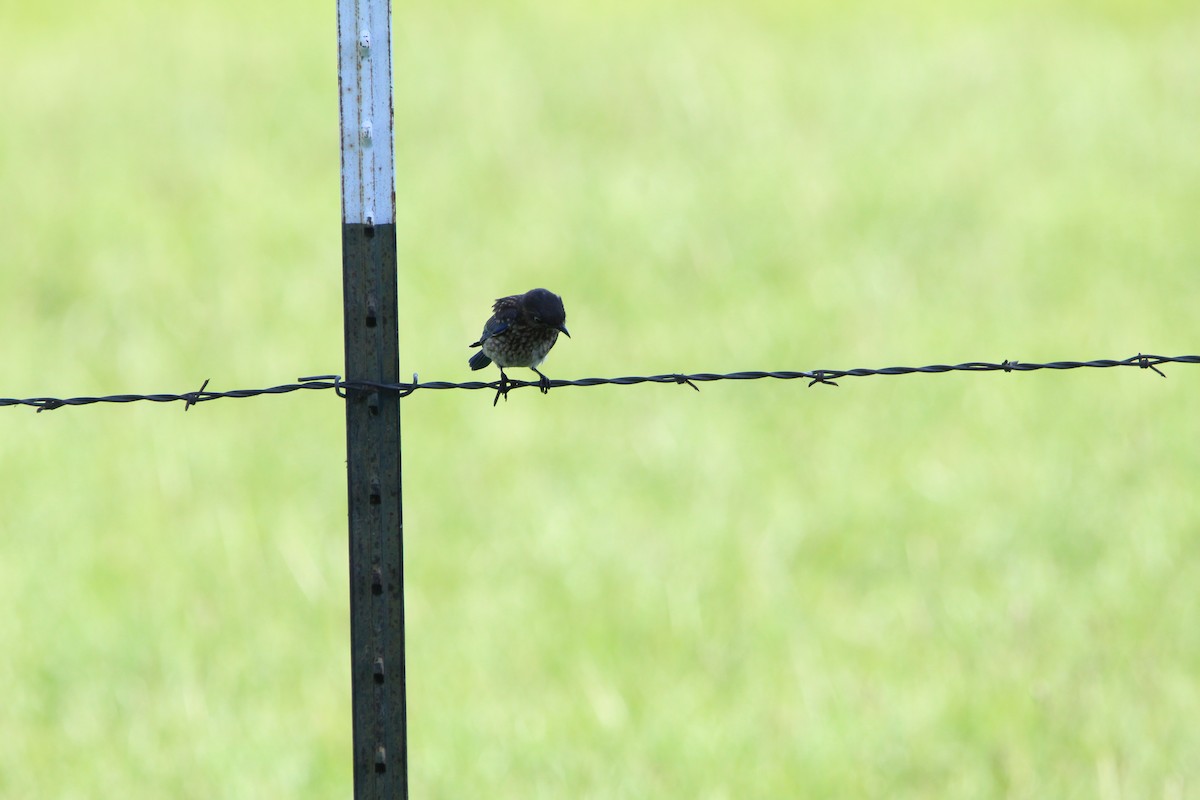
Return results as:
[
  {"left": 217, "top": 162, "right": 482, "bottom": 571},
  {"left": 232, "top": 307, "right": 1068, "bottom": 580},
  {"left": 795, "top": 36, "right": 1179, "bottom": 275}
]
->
[
  {"left": 533, "top": 368, "right": 552, "bottom": 395},
  {"left": 492, "top": 368, "right": 510, "bottom": 406}
]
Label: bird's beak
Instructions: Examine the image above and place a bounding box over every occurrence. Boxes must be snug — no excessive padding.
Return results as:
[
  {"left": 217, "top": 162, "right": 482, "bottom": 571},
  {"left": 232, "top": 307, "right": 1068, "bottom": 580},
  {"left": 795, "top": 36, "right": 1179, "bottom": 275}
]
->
[{"left": 558, "top": 324, "right": 570, "bottom": 338}]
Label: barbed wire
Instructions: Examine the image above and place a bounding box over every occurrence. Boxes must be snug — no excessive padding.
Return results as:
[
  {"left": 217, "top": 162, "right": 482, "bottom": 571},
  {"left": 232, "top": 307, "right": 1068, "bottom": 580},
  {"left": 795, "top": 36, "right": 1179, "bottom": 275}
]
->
[{"left": 1, "top": 353, "right": 1196, "bottom": 412}]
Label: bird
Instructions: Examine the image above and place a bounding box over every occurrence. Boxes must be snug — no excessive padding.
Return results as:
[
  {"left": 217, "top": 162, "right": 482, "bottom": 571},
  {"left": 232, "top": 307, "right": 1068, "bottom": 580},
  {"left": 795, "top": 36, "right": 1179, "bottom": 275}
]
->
[{"left": 468, "top": 288, "right": 570, "bottom": 405}]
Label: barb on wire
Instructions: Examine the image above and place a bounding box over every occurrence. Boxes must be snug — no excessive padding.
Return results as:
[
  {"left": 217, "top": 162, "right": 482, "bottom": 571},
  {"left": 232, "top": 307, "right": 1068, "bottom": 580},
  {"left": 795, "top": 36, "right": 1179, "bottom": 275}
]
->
[{"left": 1, "top": 353, "right": 1196, "bottom": 412}]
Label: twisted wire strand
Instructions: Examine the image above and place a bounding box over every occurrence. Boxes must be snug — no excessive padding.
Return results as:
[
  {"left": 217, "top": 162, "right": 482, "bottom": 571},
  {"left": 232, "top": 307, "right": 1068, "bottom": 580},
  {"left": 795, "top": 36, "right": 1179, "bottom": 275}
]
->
[{"left": 2, "top": 354, "right": 1195, "bottom": 412}]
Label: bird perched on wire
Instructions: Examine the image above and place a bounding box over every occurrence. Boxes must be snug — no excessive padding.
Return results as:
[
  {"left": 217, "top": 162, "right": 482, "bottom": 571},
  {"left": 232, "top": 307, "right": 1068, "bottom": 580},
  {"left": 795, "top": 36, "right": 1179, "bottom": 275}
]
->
[{"left": 469, "top": 287, "right": 570, "bottom": 405}]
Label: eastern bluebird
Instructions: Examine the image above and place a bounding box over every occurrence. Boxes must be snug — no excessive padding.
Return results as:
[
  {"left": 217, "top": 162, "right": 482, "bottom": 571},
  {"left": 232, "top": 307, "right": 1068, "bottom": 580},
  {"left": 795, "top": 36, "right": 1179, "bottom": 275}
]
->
[{"left": 469, "top": 287, "right": 570, "bottom": 404}]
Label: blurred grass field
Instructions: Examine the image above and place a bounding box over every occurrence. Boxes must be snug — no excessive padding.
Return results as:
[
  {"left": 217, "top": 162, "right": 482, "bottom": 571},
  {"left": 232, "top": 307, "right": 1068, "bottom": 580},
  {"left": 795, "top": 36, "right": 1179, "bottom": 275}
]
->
[{"left": 2, "top": 0, "right": 1198, "bottom": 797}]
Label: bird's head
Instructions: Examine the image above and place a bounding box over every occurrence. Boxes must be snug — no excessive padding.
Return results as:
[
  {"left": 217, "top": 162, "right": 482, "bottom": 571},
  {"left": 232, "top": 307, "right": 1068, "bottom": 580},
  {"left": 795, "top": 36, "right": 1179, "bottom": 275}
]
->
[{"left": 523, "top": 288, "right": 570, "bottom": 337}]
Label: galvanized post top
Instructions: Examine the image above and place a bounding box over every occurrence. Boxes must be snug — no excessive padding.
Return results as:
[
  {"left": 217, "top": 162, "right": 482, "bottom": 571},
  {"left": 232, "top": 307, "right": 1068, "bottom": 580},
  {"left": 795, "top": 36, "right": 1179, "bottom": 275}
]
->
[{"left": 338, "top": 0, "right": 394, "bottom": 226}]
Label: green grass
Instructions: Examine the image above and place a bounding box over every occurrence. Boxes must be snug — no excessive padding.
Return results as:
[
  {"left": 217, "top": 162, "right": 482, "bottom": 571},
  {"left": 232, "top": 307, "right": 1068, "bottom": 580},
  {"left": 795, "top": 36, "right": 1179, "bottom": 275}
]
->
[{"left": 2, "top": 1, "right": 1198, "bottom": 797}]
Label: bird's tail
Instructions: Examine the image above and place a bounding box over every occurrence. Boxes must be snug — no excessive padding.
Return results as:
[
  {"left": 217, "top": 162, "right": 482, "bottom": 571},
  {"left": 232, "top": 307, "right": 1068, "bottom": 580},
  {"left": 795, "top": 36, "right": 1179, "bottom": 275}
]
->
[{"left": 468, "top": 351, "right": 492, "bottom": 371}]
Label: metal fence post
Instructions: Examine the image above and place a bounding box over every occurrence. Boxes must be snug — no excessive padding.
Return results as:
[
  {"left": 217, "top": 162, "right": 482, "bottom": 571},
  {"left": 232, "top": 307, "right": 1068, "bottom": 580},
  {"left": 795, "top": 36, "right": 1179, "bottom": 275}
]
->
[{"left": 337, "top": 1, "right": 407, "bottom": 797}]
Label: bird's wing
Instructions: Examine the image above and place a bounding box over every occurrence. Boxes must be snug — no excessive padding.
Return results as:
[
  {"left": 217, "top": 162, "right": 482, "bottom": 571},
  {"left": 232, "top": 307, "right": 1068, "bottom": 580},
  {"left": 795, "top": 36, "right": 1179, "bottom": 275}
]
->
[
  {"left": 470, "top": 295, "right": 521, "bottom": 347},
  {"left": 473, "top": 316, "right": 509, "bottom": 345}
]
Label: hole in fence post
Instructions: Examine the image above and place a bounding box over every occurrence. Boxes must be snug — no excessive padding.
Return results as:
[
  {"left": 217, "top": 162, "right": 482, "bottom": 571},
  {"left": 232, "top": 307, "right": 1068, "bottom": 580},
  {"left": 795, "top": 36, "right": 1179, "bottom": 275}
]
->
[{"left": 374, "top": 746, "right": 387, "bottom": 774}]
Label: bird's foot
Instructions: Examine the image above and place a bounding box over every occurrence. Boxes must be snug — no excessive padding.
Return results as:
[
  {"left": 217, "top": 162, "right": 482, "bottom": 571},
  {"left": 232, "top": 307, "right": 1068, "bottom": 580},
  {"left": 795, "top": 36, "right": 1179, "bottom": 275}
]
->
[
  {"left": 534, "top": 369, "right": 552, "bottom": 395},
  {"left": 492, "top": 370, "right": 510, "bottom": 407}
]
